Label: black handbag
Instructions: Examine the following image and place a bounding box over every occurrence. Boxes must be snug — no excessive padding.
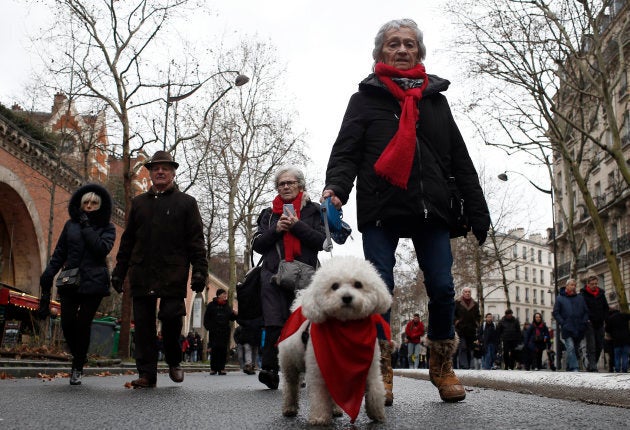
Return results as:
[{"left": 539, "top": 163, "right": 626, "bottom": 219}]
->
[
  {"left": 236, "top": 257, "right": 263, "bottom": 320},
  {"left": 55, "top": 267, "right": 80, "bottom": 291}
]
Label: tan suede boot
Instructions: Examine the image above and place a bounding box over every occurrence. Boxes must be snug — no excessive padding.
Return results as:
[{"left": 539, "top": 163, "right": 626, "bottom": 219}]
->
[
  {"left": 378, "top": 339, "right": 394, "bottom": 406},
  {"left": 428, "top": 335, "right": 466, "bottom": 402}
]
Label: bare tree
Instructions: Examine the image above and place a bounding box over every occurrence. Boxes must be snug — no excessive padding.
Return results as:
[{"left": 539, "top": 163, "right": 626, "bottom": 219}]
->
[
  {"left": 39, "top": 0, "right": 200, "bottom": 357},
  {"left": 447, "top": 0, "right": 630, "bottom": 310},
  {"left": 178, "top": 40, "right": 307, "bottom": 304}
]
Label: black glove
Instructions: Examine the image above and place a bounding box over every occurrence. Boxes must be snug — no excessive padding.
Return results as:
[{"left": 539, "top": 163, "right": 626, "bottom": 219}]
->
[
  {"left": 36, "top": 292, "right": 51, "bottom": 320},
  {"left": 473, "top": 228, "right": 488, "bottom": 246},
  {"left": 110, "top": 274, "right": 124, "bottom": 294},
  {"left": 191, "top": 272, "right": 207, "bottom": 293},
  {"left": 78, "top": 211, "right": 90, "bottom": 228}
]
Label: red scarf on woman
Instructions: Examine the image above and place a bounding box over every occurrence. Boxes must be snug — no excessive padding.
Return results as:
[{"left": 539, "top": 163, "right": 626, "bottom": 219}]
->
[
  {"left": 272, "top": 192, "right": 303, "bottom": 261},
  {"left": 373, "top": 62, "right": 429, "bottom": 189}
]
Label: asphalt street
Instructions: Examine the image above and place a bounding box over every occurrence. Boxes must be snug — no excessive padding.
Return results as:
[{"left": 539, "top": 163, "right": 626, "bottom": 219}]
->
[{"left": 1, "top": 371, "right": 629, "bottom": 429}]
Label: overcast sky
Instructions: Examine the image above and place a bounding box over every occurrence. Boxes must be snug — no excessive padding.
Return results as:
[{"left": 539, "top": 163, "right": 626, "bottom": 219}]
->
[{"left": 0, "top": 0, "right": 553, "bottom": 258}]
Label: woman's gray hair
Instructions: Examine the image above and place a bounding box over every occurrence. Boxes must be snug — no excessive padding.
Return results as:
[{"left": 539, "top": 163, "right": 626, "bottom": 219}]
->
[
  {"left": 274, "top": 165, "right": 306, "bottom": 190},
  {"left": 372, "top": 18, "right": 426, "bottom": 65}
]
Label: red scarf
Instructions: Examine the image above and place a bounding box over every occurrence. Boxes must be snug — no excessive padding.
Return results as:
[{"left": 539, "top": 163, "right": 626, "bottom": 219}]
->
[
  {"left": 373, "top": 63, "right": 429, "bottom": 189},
  {"left": 278, "top": 307, "right": 391, "bottom": 423},
  {"left": 585, "top": 285, "right": 600, "bottom": 297},
  {"left": 272, "top": 192, "right": 303, "bottom": 261}
]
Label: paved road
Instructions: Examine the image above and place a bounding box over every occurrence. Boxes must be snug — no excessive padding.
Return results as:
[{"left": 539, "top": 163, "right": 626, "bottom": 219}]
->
[{"left": 2, "top": 371, "right": 629, "bottom": 429}]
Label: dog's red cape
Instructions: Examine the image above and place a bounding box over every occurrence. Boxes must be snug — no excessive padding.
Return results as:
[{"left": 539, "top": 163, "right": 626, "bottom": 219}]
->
[{"left": 278, "top": 306, "right": 391, "bottom": 423}]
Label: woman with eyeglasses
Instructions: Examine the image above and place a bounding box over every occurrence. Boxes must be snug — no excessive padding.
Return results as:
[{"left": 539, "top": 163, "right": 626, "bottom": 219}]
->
[
  {"left": 36, "top": 183, "right": 116, "bottom": 385},
  {"left": 252, "top": 165, "right": 326, "bottom": 389}
]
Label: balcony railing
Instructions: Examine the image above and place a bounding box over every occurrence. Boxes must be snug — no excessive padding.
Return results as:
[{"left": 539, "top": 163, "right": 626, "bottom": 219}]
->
[{"left": 557, "top": 232, "right": 630, "bottom": 278}]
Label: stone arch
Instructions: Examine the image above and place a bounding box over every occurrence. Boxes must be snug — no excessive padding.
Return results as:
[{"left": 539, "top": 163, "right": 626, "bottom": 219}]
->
[{"left": 0, "top": 166, "right": 45, "bottom": 294}]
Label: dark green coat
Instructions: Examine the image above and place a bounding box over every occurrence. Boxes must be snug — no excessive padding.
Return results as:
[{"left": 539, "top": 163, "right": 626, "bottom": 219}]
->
[{"left": 113, "top": 186, "right": 208, "bottom": 298}]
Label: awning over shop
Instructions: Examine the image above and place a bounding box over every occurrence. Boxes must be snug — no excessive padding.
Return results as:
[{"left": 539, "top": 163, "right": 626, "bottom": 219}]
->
[{"left": 0, "top": 288, "right": 61, "bottom": 314}]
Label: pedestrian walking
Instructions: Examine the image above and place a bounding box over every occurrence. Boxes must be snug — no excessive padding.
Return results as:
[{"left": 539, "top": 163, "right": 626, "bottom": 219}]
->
[
  {"left": 37, "top": 184, "right": 116, "bottom": 385},
  {"left": 405, "top": 314, "right": 425, "bottom": 369},
  {"left": 580, "top": 275, "right": 609, "bottom": 372},
  {"left": 478, "top": 313, "right": 499, "bottom": 370},
  {"left": 204, "top": 289, "right": 237, "bottom": 375},
  {"left": 605, "top": 304, "right": 630, "bottom": 373},
  {"left": 321, "top": 17, "right": 490, "bottom": 404},
  {"left": 553, "top": 278, "right": 589, "bottom": 372},
  {"left": 454, "top": 287, "right": 480, "bottom": 369},
  {"left": 111, "top": 150, "right": 208, "bottom": 388},
  {"left": 497, "top": 309, "right": 522, "bottom": 370}
]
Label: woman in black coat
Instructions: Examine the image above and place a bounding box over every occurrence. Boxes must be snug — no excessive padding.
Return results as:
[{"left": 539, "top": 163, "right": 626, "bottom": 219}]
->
[
  {"left": 252, "top": 165, "right": 326, "bottom": 389},
  {"left": 204, "top": 288, "right": 237, "bottom": 375},
  {"left": 523, "top": 312, "right": 551, "bottom": 370},
  {"left": 37, "top": 183, "right": 116, "bottom": 385}
]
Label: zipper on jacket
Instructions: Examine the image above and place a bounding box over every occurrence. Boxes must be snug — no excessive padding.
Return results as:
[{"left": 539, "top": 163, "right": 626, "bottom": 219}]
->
[{"left": 415, "top": 138, "right": 429, "bottom": 220}]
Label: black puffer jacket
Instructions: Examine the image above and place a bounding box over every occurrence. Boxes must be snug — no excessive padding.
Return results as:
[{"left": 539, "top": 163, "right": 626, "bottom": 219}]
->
[
  {"left": 113, "top": 185, "right": 208, "bottom": 298},
  {"left": 40, "top": 183, "right": 116, "bottom": 296},
  {"left": 325, "top": 73, "right": 490, "bottom": 236}
]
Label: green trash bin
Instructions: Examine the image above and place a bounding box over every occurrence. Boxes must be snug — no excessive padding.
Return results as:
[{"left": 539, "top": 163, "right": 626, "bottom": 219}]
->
[{"left": 89, "top": 319, "right": 117, "bottom": 358}]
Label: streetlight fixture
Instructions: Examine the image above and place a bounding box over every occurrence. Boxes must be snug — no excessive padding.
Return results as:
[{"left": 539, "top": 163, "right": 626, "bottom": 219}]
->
[
  {"left": 163, "top": 71, "right": 250, "bottom": 149},
  {"left": 498, "top": 169, "right": 561, "bottom": 370}
]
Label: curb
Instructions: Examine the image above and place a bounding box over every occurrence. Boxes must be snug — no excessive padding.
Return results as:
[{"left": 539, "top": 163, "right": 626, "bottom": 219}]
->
[{"left": 394, "top": 368, "right": 630, "bottom": 409}]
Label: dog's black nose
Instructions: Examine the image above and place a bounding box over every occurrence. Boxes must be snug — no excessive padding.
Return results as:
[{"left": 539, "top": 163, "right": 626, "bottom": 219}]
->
[{"left": 342, "top": 295, "right": 352, "bottom": 304}]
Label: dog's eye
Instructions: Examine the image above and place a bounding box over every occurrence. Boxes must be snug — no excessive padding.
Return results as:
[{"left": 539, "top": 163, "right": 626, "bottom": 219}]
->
[
  {"left": 354, "top": 281, "right": 363, "bottom": 289},
  {"left": 331, "top": 283, "right": 339, "bottom": 291}
]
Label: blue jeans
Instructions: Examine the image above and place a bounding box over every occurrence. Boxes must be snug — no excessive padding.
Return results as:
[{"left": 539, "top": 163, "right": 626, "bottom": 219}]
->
[
  {"left": 614, "top": 345, "right": 630, "bottom": 372},
  {"left": 482, "top": 343, "right": 497, "bottom": 369},
  {"left": 407, "top": 342, "right": 421, "bottom": 368},
  {"left": 564, "top": 336, "right": 580, "bottom": 371},
  {"left": 362, "top": 224, "right": 455, "bottom": 340}
]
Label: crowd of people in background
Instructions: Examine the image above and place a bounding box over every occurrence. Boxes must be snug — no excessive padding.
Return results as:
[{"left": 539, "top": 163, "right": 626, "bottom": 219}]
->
[{"left": 394, "top": 276, "right": 630, "bottom": 373}]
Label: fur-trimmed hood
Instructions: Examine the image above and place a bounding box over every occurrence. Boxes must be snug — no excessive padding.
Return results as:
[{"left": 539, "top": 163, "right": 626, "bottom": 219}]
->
[{"left": 68, "top": 183, "right": 113, "bottom": 227}]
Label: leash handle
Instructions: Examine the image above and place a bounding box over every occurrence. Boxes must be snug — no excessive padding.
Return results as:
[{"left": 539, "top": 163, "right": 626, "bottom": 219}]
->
[{"left": 321, "top": 206, "right": 334, "bottom": 252}]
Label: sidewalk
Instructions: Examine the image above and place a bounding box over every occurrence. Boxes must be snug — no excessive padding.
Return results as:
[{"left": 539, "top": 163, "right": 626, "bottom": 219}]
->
[
  {"left": 395, "top": 368, "right": 630, "bottom": 408},
  {"left": 0, "top": 358, "right": 236, "bottom": 379}
]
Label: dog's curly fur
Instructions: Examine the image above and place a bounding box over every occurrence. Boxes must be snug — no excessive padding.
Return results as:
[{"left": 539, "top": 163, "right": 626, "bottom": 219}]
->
[{"left": 278, "top": 256, "right": 392, "bottom": 425}]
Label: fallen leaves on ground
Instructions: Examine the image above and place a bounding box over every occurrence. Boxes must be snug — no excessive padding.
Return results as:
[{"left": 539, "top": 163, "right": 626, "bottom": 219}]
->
[
  {"left": 37, "top": 371, "right": 69, "bottom": 381},
  {"left": 124, "top": 381, "right": 133, "bottom": 389},
  {"left": 0, "top": 371, "right": 15, "bottom": 379},
  {"left": 95, "top": 371, "right": 112, "bottom": 377}
]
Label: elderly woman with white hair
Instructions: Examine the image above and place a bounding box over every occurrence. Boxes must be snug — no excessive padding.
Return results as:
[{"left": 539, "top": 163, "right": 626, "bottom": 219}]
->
[
  {"left": 322, "top": 18, "right": 490, "bottom": 404},
  {"left": 252, "top": 165, "right": 326, "bottom": 390}
]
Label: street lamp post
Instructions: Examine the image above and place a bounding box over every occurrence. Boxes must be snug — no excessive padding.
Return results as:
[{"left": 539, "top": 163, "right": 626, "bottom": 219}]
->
[
  {"left": 163, "top": 71, "right": 249, "bottom": 150},
  {"left": 498, "top": 169, "right": 561, "bottom": 370}
]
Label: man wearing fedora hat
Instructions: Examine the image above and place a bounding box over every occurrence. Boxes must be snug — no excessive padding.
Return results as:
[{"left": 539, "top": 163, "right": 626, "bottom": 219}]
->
[{"left": 111, "top": 150, "right": 208, "bottom": 388}]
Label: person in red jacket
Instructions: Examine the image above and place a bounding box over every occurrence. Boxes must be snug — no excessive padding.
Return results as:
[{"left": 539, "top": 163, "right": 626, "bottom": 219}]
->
[{"left": 405, "top": 313, "right": 425, "bottom": 368}]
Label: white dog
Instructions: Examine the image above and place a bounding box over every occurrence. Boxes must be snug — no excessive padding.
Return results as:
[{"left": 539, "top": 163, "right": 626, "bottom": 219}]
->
[{"left": 278, "top": 256, "right": 392, "bottom": 425}]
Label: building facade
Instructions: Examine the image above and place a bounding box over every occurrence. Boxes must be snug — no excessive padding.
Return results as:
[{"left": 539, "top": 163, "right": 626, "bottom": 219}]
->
[{"left": 552, "top": 1, "right": 630, "bottom": 305}]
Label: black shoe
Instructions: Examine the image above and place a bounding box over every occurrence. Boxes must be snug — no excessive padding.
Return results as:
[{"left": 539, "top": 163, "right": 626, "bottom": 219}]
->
[
  {"left": 69, "top": 369, "right": 82, "bottom": 385},
  {"left": 218, "top": 370, "right": 227, "bottom": 375},
  {"left": 209, "top": 370, "right": 217, "bottom": 375},
  {"left": 258, "top": 369, "right": 279, "bottom": 390},
  {"left": 169, "top": 366, "right": 184, "bottom": 383}
]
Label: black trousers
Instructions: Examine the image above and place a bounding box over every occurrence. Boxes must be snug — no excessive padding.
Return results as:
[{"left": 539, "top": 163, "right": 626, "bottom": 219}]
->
[
  {"left": 261, "top": 326, "right": 282, "bottom": 372},
  {"left": 502, "top": 340, "right": 519, "bottom": 369},
  {"left": 133, "top": 296, "right": 185, "bottom": 379},
  {"left": 209, "top": 336, "right": 229, "bottom": 371},
  {"left": 60, "top": 294, "right": 103, "bottom": 371}
]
